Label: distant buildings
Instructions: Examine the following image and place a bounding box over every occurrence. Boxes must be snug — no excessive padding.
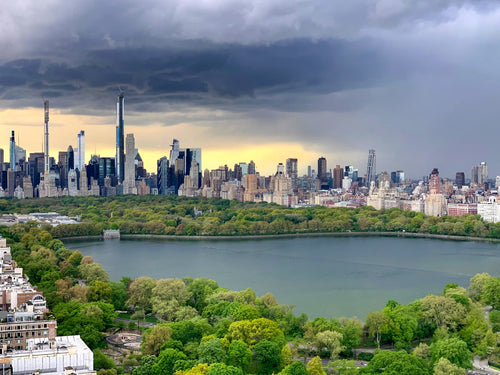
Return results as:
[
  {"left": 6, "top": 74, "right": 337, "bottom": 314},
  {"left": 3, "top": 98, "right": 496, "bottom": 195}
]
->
[
  {"left": 366, "top": 149, "right": 376, "bottom": 187},
  {"left": 471, "top": 162, "right": 488, "bottom": 186}
]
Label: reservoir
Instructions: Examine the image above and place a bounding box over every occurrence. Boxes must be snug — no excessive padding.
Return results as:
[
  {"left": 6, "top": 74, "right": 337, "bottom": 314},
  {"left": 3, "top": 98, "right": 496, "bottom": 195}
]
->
[{"left": 65, "top": 236, "right": 500, "bottom": 319}]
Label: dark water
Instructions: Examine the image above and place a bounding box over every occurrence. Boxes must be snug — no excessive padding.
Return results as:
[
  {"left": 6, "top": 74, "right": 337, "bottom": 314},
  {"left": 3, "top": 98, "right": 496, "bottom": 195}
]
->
[{"left": 64, "top": 237, "right": 500, "bottom": 319}]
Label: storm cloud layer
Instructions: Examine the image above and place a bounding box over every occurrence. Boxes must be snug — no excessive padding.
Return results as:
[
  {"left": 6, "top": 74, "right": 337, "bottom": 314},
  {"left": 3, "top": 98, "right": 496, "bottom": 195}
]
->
[{"left": 1, "top": 0, "right": 500, "bottom": 177}]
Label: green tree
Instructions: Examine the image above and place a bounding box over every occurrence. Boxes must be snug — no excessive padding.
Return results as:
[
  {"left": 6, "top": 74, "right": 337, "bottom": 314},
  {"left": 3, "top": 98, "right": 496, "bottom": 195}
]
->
[
  {"left": 207, "top": 363, "right": 243, "bottom": 375},
  {"left": 280, "top": 344, "right": 293, "bottom": 369},
  {"left": 94, "top": 349, "right": 116, "bottom": 371},
  {"left": 226, "top": 318, "right": 285, "bottom": 348},
  {"left": 468, "top": 273, "right": 491, "bottom": 301},
  {"left": 365, "top": 311, "right": 388, "bottom": 349},
  {"left": 132, "top": 355, "right": 156, "bottom": 375},
  {"left": 87, "top": 280, "right": 112, "bottom": 303},
  {"left": 433, "top": 357, "right": 466, "bottom": 375},
  {"left": 482, "top": 277, "right": 500, "bottom": 309},
  {"left": 78, "top": 263, "right": 109, "bottom": 283},
  {"left": 280, "top": 360, "right": 308, "bottom": 375},
  {"left": 429, "top": 338, "right": 473, "bottom": 369},
  {"left": 151, "top": 278, "right": 192, "bottom": 319},
  {"left": 142, "top": 325, "right": 173, "bottom": 356},
  {"left": 361, "top": 350, "right": 429, "bottom": 375},
  {"left": 197, "top": 338, "right": 226, "bottom": 365},
  {"left": 227, "top": 340, "right": 252, "bottom": 369},
  {"left": 315, "top": 330, "right": 344, "bottom": 359},
  {"left": 254, "top": 340, "right": 282, "bottom": 375},
  {"left": 420, "top": 295, "right": 467, "bottom": 330},
  {"left": 151, "top": 348, "right": 187, "bottom": 375},
  {"left": 127, "top": 276, "right": 157, "bottom": 312},
  {"left": 306, "top": 357, "right": 326, "bottom": 375}
]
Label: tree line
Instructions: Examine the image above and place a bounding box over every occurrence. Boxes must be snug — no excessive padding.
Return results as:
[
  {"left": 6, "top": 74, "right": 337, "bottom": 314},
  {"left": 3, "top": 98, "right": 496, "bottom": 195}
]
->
[{"left": 0, "top": 195, "right": 499, "bottom": 239}]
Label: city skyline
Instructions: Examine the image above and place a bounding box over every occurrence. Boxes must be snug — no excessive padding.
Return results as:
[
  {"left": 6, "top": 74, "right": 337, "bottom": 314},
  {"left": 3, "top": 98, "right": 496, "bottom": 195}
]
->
[
  {"left": 1, "top": 2, "right": 500, "bottom": 177},
  {"left": 0, "top": 104, "right": 497, "bottom": 181}
]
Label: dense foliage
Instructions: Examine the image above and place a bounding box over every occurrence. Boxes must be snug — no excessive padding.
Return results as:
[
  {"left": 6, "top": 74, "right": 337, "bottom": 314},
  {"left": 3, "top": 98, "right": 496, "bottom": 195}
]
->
[
  {"left": 0, "top": 195, "right": 499, "bottom": 239},
  {"left": 1, "top": 207, "right": 500, "bottom": 374}
]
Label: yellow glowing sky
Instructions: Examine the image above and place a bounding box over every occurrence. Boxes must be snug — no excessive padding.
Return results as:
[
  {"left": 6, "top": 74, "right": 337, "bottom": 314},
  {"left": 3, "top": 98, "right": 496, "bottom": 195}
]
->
[{"left": 0, "top": 107, "right": 331, "bottom": 176}]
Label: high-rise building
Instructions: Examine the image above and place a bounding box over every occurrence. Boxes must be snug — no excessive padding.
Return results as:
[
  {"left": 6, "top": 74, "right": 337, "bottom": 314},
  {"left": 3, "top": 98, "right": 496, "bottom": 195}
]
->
[
  {"left": 67, "top": 169, "right": 78, "bottom": 196},
  {"left": 307, "top": 165, "right": 312, "bottom": 178},
  {"left": 317, "top": 157, "right": 327, "bottom": 183},
  {"left": 28, "top": 152, "right": 45, "bottom": 189},
  {"left": 456, "top": 172, "right": 465, "bottom": 189},
  {"left": 190, "top": 160, "right": 200, "bottom": 189},
  {"left": 75, "top": 130, "right": 85, "bottom": 171},
  {"left": 234, "top": 164, "right": 242, "bottom": 181},
  {"left": 333, "top": 165, "right": 344, "bottom": 189},
  {"left": 0, "top": 149, "right": 3, "bottom": 171},
  {"left": 239, "top": 162, "right": 248, "bottom": 176},
  {"left": 366, "top": 149, "right": 376, "bottom": 187},
  {"left": 116, "top": 92, "right": 125, "bottom": 183},
  {"left": 169, "top": 139, "right": 180, "bottom": 163},
  {"left": 471, "top": 162, "right": 488, "bottom": 185},
  {"left": 286, "top": 158, "right": 298, "bottom": 190},
  {"left": 124, "top": 134, "right": 137, "bottom": 194},
  {"left": 344, "top": 166, "right": 359, "bottom": 182},
  {"left": 98, "top": 157, "right": 116, "bottom": 186},
  {"left": 9, "top": 131, "right": 15, "bottom": 170},
  {"left": 429, "top": 168, "right": 440, "bottom": 194},
  {"left": 248, "top": 160, "right": 256, "bottom": 175},
  {"left": 43, "top": 100, "right": 49, "bottom": 175},
  {"left": 66, "top": 146, "right": 74, "bottom": 172},
  {"left": 157, "top": 157, "right": 170, "bottom": 195}
]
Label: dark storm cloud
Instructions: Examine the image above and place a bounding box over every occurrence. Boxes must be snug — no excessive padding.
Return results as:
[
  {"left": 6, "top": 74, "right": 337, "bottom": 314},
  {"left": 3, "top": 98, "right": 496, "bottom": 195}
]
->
[{"left": 0, "top": 39, "right": 392, "bottom": 112}]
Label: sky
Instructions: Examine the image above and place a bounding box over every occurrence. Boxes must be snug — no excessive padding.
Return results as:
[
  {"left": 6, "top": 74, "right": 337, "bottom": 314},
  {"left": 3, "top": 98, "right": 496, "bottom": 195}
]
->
[{"left": 1, "top": 0, "right": 500, "bottom": 178}]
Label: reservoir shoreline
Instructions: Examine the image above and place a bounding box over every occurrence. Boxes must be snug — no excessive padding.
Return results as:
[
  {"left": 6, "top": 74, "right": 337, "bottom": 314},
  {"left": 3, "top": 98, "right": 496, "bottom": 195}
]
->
[{"left": 60, "top": 231, "right": 500, "bottom": 243}]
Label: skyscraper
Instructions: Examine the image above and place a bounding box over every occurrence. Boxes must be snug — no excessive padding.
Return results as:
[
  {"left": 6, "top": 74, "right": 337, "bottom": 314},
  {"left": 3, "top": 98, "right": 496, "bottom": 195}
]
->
[
  {"left": 286, "top": 158, "right": 298, "bottom": 190},
  {"left": 366, "top": 149, "right": 376, "bottom": 187},
  {"left": 116, "top": 92, "right": 125, "bottom": 183},
  {"left": 333, "top": 165, "right": 344, "bottom": 189},
  {"left": 471, "top": 162, "right": 488, "bottom": 185},
  {"left": 66, "top": 146, "right": 74, "bottom": 172},
  {"left": 169, "top": 139, "right": 180, "bottom": 163},
  {"left": 248, "top": 160, "right": 256, "bottom": 175},
  {"left": 157, "top": 157, "right": 169, "bottom": 195},
  {"left": 9, "top": 131, "right": 15, "bottom": 170},
  {"left": 429, "top": 168, "right": 440, "bottom": 194},
  {"left": 317, "top": 157, "right": 327, "bottom": 182},
  {"left": 43, "top": 100, "right": 49, "bottom": 175},
  {"left": 455, "top": 172, "right": 465, "bottom": 189},
  {"left": 124, "top": 134, "right": 137, "bottom": 194},
  {"left": 75, "top": 130, "right": 85, "bottom": 171}
]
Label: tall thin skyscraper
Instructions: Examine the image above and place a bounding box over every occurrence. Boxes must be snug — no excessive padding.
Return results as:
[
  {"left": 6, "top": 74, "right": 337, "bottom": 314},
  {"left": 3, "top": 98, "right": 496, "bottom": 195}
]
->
[
  {"left": 44, "top": 100, "right": 49, "bottom": 175},
  {"left": 116, "top": 92, "right": 125, "bottom": 183},
  {"left": 9, "top": 131, "right": 15, "bottom": 170},
  {"left": 76, "top": 130, "right": 85, "bottom": 170},
  {"left": 366, "top": 149, "right": 376, "bottom": 187}
]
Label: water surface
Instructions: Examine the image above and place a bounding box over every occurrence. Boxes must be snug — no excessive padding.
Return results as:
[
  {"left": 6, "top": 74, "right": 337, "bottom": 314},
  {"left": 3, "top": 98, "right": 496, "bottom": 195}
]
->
[{"left": 65, "top": 237, "right": 500, "bottom": 319}]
